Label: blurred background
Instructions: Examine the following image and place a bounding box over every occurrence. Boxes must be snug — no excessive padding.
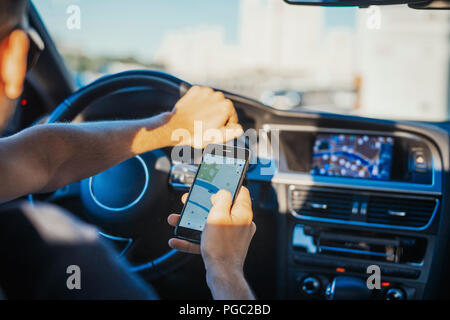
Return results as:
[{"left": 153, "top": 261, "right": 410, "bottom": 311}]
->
[{"left": 34, "top": 0, "right": 450, "bottom": 121}]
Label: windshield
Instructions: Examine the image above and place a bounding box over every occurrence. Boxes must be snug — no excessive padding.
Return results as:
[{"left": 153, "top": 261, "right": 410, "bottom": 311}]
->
[{"left": 34, "top": 0, "right": 450, "bottom": 121}]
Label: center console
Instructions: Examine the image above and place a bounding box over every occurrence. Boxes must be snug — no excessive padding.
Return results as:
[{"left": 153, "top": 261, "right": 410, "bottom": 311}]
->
[{"left": 267, "top": 124, "right": 442, "bottom": 300}]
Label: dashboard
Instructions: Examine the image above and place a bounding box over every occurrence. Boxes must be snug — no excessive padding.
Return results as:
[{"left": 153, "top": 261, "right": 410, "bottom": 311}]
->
[
  {"left": 167, "top": 92, "right": 450, "bottom": 299},
  {"left": 248, "top": 112, "right": 446, "bottom": 300}
]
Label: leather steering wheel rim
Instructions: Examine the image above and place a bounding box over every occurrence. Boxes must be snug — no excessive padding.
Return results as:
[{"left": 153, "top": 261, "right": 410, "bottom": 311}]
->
[
  {"left": 48, "top": 70, "right": 191, "bottom": 122},
  {"left": 29, "top": 70, "right": 193, "bottom": 279}
]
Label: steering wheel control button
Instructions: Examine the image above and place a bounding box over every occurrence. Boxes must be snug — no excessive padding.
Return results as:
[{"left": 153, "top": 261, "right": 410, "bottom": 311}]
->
[{"left": 300, "top": 276, "right": 321, "bottom": 297}]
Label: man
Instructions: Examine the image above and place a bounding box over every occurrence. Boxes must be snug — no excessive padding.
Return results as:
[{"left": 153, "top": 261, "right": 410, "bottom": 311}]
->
[{"left": 0, "top": 0, "right": 255, "bottom": 299}]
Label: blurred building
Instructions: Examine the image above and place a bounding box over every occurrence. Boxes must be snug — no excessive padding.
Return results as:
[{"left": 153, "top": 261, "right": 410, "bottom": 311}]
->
[
  {"left": 356, "top": 6, "right": 450, "bottom": 121},
  {"left": 154, "top": 26, "right": 240, "bottom": 83},
  {"left": 139, "top": 2, "right": 450, "bottom": 120},
  {"left": 239, "top": 0, "right": 323, "bottom": 75},
  {"left": 154, "top": 0, "right": 357, "bottom": 99}
]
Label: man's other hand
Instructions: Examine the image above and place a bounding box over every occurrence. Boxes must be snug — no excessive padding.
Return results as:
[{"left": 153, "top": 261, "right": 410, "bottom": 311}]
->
[
  {"left": 167, "top": 187, "right": 256, "bottom": 287},
  {"left": 166, "top": 86, "right": 244, "bottom": 148}
]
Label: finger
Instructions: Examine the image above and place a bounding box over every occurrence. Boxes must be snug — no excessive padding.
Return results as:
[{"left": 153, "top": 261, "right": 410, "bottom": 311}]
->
[
  {"left": 167, "top": 214, "right": 180, "bottom": 227},
  {"left": 231, "top": 187, "right": 253, "bottom": 224},
  {"left": 220, "top": 123, "right": 243, "bottom": 142},
  {"left": 168, "top": 238, "right": 201, "bottom": 254},
  {"left": 198, "top": 86, "right": 213, "bottom": 98},
  {"left": 203, "top": 86, "right": 214, "bottom": 94},
  {"left": 177, "top": 85, "right": 200, "bottom": 103},
  {"left": 234, "top": 186, "right": 252, "bottom": 207},
  {"left": 212, "top": 90, "right": 225, "bottom": 101},
  {"left": 221, "top": 99, "right": 236, "bottom": 122},
  {"left": 187, "top": 85, "right": 201, "bottom": 95},
  {"left": 208, "top": 189, "right": 233, "bottom": 223},
  {"left": 228, "top": 106, "right": 239, "bottom": 124},
  {"left": 181, "top": 193, "right": 188, "bottom": 204},
  {"left": 203, "top": 124, "right": 243, "bottom": 147},
  {"left": 202, "top": 130, "right": 225, "bottom": 147},
  {"left": 250, "top": 221, "right": 257, "bottom": 237}
]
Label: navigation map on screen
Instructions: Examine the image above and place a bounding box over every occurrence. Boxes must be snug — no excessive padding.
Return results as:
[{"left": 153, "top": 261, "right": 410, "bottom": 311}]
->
[
  {"left": 310, "top": 134, "right": 394, "bottom": 180},
  {"left": 179, "top": 154, "right": 246, "bottom": 231}
]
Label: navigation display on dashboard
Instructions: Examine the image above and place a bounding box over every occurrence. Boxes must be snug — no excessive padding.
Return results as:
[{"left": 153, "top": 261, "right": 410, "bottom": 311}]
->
[{"left": 310, "top": 133, "right": 394, "bottom": 180}]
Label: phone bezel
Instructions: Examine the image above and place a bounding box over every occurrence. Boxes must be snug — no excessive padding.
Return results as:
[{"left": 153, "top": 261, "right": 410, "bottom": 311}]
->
[{"left": 174, "top": 144, "right": 251, "bottom": 243}]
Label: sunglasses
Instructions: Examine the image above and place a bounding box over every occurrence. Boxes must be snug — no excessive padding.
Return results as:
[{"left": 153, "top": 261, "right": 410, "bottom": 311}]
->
[{"left": 0, "top": 22, "right": 45, "bottom": 71}]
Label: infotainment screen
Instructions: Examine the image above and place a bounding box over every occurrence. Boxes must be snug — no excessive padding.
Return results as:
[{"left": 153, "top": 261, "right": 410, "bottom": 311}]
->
[{"left": 311, "top": 134, "right": 394, "bottom": 180}]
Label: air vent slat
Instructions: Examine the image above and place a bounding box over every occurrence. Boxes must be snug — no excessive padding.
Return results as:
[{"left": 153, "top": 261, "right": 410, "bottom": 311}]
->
[
  {"left": 367, "top": 197, "right": 437, "bottom": 228},
  {"left": 290, "top": 189, "right": 353, "bottom": 220},
  {"left": 369, "top": 204, "right": 434, "bottom": 211},
  {"left": 367, "top": 218, "right": 425, "bottom": 227},
  {"left": 292, "top": 197, "right": 351, "bottom": 203},
  {"left": 291, "top": 202, "right": 351, "bottom": 210},
  {"left": 368, "top": 210, "right": 431, "bottom": 217},
  {"left": 367, "top": 213, "right": 428, "bottom": 223},
  {"left": 298, "top": 209, "right": 351, "bottom": 216},
  {"left": 290, "top": 188, "right": 438, "bottom": 229}
]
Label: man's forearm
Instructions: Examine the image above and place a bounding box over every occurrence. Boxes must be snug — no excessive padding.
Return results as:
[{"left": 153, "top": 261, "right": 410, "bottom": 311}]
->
[
  {"left": 39, "top": 113, "right": 175, "bottom": 191},
  {"left": 206, "top": 266, "right": 255, "bottom": 300},
  {"left": 0, "top": 112, "right": 174, "bottom": 202}
]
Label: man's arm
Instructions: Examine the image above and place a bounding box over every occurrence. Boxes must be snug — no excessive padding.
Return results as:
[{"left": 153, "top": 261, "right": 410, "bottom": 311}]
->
[
  {"left": 168, "top": 188, "right": 256, "bottom": 300},
  {"left": 0, "top": 114, "right": 171, "bottom": 202},
  {"left": 205, "top": 264, "right": 255, "bottom": 300},
  {"left": 0, "top": 86, "right": 243, "bottom": 203}
]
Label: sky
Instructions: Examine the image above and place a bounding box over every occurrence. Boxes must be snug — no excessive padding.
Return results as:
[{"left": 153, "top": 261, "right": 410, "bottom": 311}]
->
[{"left": 33, "top": 0, "right": 356, "bottom": 62}]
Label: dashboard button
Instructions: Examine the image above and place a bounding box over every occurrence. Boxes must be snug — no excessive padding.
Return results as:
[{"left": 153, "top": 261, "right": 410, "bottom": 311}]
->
[
  {"left": 351, "top": 201, "right": 360, "bottom": 215},
  {"left": 360, "top": 202, "right": 368, "bottom": 216},
  {"left": 410, "top": 148, "right": 428, "bottom": 172},
  {"left": 300, "top": 276, "right": 321, "bottom": 296},
  {"left": 385, "top": 288, "right": 406, "bottom": 300}
]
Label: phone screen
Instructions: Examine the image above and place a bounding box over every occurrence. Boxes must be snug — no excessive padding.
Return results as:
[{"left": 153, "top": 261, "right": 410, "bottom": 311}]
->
[{"left": 178, "top": 153, "right": 247, "bottom": 232}]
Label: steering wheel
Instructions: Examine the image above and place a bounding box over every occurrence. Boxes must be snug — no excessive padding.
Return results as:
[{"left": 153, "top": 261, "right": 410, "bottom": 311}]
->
[{"left": 29, "top": 70, "right": 195, "bottom": 280}]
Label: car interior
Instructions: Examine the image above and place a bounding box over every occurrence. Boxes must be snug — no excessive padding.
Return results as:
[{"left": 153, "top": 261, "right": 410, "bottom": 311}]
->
[{"left": 4, "top": 0, "right": 450, "bottom": 300}]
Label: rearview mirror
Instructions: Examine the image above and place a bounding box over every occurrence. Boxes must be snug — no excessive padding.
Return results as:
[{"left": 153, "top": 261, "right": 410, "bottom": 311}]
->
[{"left": 283, "top": 0, "right": 429, "bottom": 8}]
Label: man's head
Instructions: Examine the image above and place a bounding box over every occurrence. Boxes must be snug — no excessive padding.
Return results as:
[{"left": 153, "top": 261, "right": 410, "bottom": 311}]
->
[{"left": 0, "top": 0, "right": 30, "bottom": 131}]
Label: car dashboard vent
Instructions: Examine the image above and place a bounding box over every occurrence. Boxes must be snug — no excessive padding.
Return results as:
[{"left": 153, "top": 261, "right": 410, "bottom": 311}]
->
[
  {"left": 290, "top": 187, "right": 438, "bottom": 229},
  {"left": 290, "top": 189, "right": 354, "bottom": 220},
  {"left": 367, "top": 196, "right": 437, "bottom": 228}
]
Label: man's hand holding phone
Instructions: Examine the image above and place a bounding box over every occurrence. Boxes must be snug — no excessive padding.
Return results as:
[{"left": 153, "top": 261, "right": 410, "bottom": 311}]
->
[{"left": 167, "top": 187, "right": 256, "bottom": 300}]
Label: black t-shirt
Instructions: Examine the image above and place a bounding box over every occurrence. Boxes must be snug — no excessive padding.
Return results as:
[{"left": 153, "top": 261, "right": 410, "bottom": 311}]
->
[{"left": 0, "top": 202, "right": 158, "bottom": 300}]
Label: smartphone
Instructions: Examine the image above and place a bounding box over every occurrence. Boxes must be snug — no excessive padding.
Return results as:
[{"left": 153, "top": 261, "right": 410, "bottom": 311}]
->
[{"left": 175, "top": 144, "right": 251, "bottom": 243}]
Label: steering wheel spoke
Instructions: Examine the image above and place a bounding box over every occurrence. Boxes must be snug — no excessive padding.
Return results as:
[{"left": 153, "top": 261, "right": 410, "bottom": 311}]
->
[{"left": 99, "top": 231, "right": 134, "bottom": 257}]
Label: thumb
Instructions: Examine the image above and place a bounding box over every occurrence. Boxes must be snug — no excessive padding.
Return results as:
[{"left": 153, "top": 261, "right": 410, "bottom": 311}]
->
[{"left": 207, "top": 190, "right": 233, "bottom": 224}]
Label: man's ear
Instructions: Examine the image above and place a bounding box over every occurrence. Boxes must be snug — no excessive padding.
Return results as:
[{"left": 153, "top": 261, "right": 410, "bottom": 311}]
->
[{"left": 0, "top": 30, "right": 29, "bottom": 100}]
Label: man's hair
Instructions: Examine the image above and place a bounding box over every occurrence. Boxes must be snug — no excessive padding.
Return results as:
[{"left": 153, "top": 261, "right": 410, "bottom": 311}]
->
[{"left": 0, "top": 0, "right": 28, "bottom": 31}]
